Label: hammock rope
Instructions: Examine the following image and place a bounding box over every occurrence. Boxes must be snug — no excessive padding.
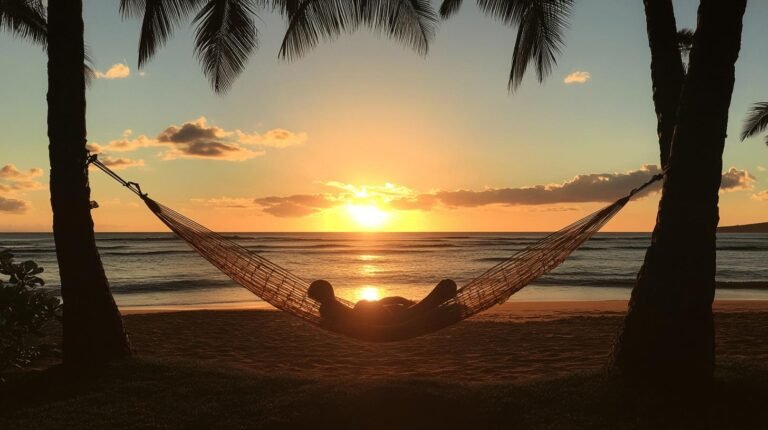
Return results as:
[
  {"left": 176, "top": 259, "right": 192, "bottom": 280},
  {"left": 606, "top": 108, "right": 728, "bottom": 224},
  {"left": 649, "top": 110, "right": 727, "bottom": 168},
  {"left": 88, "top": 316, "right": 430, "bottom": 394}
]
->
[{"left": 88, "top": 154, "right": 662, "bottom": 341}]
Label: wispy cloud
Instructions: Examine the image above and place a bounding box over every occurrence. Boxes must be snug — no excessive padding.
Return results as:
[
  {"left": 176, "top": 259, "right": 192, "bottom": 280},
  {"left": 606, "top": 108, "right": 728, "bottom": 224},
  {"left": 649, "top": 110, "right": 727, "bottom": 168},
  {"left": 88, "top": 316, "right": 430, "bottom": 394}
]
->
[
  {"left": 192, "top": 197, "right": 261, "bottom": 209},
  {"left": 254, "top": 194, "right": 337, "bottom": 217},
  {"left": 0, "top": 164, "right": 43, "bottom": 181},
  {"left": 753, "top": 190, "right": 768, "bottom": 201},
  {"left": 95, "top": 63, "right": 130, "bottom": 80},
  {"left": 0, "top": 164, "right": 46, "bottom": 214},
  {"left": 563, "top": 71, "right": 591, "bottom": 84},
  {"left": 98, "top": 156, "right": 145, "bottom": 170},
  {"left": 235, "top": 129, "right": 307, "bottom": 148}
]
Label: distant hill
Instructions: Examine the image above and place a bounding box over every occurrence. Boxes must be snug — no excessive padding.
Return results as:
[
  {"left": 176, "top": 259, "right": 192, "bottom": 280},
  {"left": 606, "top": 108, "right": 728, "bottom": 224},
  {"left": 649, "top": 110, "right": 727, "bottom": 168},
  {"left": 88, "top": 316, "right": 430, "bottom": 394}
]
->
[{"left": 717, "top": 222, "right": 768, "bottom": 233}]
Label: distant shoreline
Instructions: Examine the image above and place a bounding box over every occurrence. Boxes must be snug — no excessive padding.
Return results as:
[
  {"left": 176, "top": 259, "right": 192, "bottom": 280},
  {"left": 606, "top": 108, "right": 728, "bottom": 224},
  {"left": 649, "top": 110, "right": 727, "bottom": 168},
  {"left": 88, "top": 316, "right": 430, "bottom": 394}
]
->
[{"left": 717, "top": 222, "right": 768, "bottom": 233}]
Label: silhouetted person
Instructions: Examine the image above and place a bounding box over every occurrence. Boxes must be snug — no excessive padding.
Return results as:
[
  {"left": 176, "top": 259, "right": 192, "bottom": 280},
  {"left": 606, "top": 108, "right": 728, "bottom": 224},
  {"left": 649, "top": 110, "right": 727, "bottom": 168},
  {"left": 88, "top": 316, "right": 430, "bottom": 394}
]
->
[{"left": 308, "top": 279, "right": 458, "bottom": 328}]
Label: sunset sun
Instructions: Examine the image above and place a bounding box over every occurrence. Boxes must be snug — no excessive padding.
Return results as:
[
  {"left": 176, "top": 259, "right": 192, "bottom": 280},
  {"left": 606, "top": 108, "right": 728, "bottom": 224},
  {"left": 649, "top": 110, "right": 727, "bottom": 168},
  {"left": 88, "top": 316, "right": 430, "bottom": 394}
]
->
[
  {"left": 357, "top": 286, "right": 381, "bottom": 301},
  {"left": 346, "top": 204, "right": 390, "bottom": 229}
]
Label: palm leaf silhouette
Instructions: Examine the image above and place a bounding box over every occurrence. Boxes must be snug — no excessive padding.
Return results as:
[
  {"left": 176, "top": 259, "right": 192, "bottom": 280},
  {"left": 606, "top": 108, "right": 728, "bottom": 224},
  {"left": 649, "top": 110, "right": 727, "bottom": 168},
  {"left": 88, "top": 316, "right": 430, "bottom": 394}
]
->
[
  {"left": 192, "top": 0, "right": 257, "bottom": 93},
  {"left": 0, "top": 0, "right": 46, "bottom": 46},
  {"left": 741, "top": 102, "right": 768, "bottom": 145},
  {"left": 441, "top": 0, "right": 573, "bottom": 91},
  {"left": 279, "top": 0, "right": 437, "bottom": 61}
]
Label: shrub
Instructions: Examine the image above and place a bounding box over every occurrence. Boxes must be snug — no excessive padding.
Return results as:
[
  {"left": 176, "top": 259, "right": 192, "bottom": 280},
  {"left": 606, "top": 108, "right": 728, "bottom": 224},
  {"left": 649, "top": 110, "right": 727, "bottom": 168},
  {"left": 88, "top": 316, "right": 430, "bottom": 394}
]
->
[{"left": 0, "top": 249, "right": 61, "bottom": 377}]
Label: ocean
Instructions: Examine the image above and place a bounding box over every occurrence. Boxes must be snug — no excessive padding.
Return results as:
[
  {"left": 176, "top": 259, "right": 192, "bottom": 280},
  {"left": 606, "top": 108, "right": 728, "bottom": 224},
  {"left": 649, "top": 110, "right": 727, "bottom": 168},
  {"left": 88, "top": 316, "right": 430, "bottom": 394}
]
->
[{"left": 2, "top": 232, "right": 767, "bottom": 310}]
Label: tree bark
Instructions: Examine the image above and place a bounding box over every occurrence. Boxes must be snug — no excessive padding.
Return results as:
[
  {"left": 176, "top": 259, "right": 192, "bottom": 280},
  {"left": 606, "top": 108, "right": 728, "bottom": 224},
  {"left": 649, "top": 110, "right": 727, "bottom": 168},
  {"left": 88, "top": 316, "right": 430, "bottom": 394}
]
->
[
  {"left": 47, "top": 0, "right": 131, "bottom": 367},
  {"left": 613, "top": 0, "right": 746, "bottom": 393},
  {"left": 642, "top": 0, "right": 686, "bottom": 169}
]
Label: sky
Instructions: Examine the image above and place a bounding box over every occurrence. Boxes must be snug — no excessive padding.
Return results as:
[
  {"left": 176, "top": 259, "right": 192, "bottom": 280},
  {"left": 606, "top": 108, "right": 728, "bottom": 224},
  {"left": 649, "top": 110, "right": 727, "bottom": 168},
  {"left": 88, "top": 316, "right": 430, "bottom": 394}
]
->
[{"left": 1, "top": 0, "right": 767, "bottom": 232}]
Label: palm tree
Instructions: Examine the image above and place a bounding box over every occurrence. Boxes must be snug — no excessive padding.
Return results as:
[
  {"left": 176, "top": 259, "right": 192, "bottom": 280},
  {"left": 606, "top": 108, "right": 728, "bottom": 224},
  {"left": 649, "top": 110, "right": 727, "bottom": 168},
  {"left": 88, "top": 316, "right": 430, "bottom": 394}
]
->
[
  {"left": 439, "top": 0, "right": 748, "bottom": 394},
  {"left": 1, "top": 0, "right": 132, "bottom": 367},
  {"left": 120, "top": 0, "right": 437, "bottom": 93},
  {"left": 741, "top": 102, "right": 768, "bottom": 144},
  {"left": 0, "top": 0, "right": 45, "bottom": 43}
]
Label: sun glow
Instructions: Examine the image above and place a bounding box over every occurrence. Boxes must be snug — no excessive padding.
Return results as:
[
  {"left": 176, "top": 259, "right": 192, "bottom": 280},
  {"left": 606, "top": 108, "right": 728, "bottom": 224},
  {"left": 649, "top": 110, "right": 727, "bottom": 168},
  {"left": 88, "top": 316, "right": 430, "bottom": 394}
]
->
[
  {"left": 346, "top": 204, "right": 390, "bottom": 229},
  {"left": 357, "top": 286, "right": 381, "bottom": 301}
]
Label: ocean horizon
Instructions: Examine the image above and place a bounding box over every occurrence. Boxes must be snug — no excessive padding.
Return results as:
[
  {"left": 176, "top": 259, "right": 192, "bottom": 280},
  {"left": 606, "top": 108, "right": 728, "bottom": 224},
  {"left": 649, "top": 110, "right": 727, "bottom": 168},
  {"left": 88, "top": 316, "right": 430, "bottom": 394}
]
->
[{"left": 3, "top": 232, "right": 767, "bottom": 310}]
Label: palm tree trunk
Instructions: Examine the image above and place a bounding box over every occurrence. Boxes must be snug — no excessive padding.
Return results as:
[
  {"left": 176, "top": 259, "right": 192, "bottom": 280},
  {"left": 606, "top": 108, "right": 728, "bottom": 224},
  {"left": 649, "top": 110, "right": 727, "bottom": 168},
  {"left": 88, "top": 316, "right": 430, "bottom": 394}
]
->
[
  {"left": 47, "top": 0, "right": 131, "bottom": 367},
  {"left": 610, "top": 1, "right": 683, "bottom": 370},
  {"left": 613, "top": 0, "right": 746, "bottom": 392},
  {"left": 642, "top": 0, "right": 685, "bottom": 169}
]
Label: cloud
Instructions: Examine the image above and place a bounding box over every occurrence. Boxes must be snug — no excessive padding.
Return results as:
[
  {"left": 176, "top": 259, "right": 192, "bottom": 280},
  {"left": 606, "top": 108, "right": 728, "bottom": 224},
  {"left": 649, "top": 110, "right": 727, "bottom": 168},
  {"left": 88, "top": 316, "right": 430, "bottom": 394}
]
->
[
  {"left": 87, "top": 132, "right": 156, "bottom": 154},
  {"left": 95, "top": 63, "right": 130, "bottom": 80},
  {"left": 0, "top": 164, "right": 43, "bottom": 181},
  {"left": 753, "top": 190, "right": 768, "bottom": 201},
  {"left": 405, "top": 166, "right": 754, "bottom": 209},
  {"left": 0, "top": 164, "right": 45, "bottom": 194},
  {"left": 389, "top": 194, "right": 440, "bottom": 211},
  {"left": 757, "top": 165, "right": 766, "bottom": 172},
  {"left": 158, "top": 118, "right": 225, "bottom": 143},
  {"left": 432, "top": 165, "right": 663, "bottom": 208},
  {"left": 193, "top": 165, "right": 757, "bottom": 219},
  {"left": 564, "top": 71, "right": 591, "bottom": 84},
  {"left": 157, "top": 119, "right": 303, "bottom": 159},
  {"left": 92, "top": 117, "right": 302, "bottom": 162},
  {"left": 254, "top": 194, "right": 336, "bottom": 217},
  {"left": 192, "top": 197, "right": 260, "bottom": 209},
  {"left": 235, "top": 129, "right": 307, "bottom": 148},
  {"left": 194, "top": 194, "right": 337, "bottom": 216},
  {"left": 197, "top": 183, "right": 414, "bottom": 217},
  {"left": 0, "top": 196, "right": 29, "bottom": 214},
  {"left": 98, "top": 156, "right": 145, "bottom": 170},
  {"left": 0, "top": 164, "right": 46, "bottom": 214},
  {"left": 720, "top": 167, "right": 755, "bottom": 191},
  {"left": 0, "top": 181, "right": 44, "bottom": 192},
  {"left": 163, "top": 140, "right": 263, "bottom": 161}
]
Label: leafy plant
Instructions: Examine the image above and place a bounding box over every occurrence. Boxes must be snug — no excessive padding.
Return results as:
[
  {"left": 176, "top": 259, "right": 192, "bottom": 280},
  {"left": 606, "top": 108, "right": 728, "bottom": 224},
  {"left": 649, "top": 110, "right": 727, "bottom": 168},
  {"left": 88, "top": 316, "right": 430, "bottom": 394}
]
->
[{"left": 0, "top": 249, "right": 61, "bottom": 378}]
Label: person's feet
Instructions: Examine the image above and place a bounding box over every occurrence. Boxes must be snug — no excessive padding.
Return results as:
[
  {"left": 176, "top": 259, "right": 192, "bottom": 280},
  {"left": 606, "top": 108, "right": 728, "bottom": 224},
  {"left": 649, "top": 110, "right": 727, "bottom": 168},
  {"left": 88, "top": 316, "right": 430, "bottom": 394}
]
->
[{"left": 424, "top": 279, "right": 458, "bottom": 306}]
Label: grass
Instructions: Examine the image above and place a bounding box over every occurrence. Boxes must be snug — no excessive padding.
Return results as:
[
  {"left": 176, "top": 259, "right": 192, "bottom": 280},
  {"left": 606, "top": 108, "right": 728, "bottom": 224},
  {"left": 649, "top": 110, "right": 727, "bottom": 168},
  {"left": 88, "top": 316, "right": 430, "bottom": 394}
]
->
[{"left": 2, "top": 359, "right": 768, "bottom": 429}]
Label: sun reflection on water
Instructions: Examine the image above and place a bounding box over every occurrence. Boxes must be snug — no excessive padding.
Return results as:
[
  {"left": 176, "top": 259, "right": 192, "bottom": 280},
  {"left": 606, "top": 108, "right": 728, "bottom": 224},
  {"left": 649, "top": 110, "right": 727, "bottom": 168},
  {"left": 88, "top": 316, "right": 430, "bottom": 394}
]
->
[
  {"left": 360, "top": 264, "right": 378, "bottom": 276},
  {"left": 357, "top": 286, "right": 381, "bottom": 301}
]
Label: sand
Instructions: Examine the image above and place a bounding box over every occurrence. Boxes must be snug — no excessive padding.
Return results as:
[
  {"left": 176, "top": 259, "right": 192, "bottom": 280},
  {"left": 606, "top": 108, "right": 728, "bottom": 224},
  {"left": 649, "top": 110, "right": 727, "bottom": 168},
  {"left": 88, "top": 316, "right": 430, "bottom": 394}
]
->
[{"left": 119, "top": 300, "right": 768, "bottom": 382}]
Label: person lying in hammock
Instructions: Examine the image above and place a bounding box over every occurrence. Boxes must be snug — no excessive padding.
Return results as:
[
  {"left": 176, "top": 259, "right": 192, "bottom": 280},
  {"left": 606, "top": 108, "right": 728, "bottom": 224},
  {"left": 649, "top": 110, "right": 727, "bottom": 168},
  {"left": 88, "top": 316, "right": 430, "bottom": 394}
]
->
[{"left": 308, "top": 279, "right": 459, "bottom": 329}]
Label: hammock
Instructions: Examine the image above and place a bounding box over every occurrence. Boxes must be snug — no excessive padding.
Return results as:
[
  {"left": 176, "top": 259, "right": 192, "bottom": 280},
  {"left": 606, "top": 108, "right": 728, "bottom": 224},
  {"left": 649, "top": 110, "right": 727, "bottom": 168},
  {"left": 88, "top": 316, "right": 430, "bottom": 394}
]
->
[{"left": 89, "top": 156, "right": 661, "bottom": 342}]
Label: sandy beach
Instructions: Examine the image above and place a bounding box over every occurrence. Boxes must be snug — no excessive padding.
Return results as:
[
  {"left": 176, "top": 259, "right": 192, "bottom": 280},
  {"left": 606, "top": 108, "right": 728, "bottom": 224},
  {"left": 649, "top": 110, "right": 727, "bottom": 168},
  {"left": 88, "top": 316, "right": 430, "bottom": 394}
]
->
[{"left": 118, "top": 300, "right": 768, "bottom": 382}]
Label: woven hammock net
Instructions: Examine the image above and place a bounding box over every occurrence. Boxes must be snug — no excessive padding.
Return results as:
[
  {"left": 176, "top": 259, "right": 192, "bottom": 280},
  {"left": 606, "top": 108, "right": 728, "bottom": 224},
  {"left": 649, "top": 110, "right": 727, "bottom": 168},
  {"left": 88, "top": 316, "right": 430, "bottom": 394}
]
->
[{"left": 91, "top": 157, "right": 659, "bottom": 342}]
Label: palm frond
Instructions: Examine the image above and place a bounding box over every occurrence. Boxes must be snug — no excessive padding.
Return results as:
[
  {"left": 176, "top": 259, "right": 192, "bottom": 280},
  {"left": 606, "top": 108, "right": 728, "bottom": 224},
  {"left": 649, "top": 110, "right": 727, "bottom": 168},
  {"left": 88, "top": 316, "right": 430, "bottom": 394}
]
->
[
  {"left": 439, "top": 0, "right": 463, "bottom": 19},
  {"left": 193, "top": 0, "right": 257, "bottom": 93},
  {"left": 503, "top": 0, "right": 572, "bottom": 91},
  {"left": 279, "top": 0, "right": 438, "bottom": 61},
  {"left": 84, "top": 47, "right": 96, "bottom": 87},
  {"left": 0, "top": 0, "right": 46, "bottom": 46},
  {"left": 120, "top": 0, "right": 204, "bottom": 67},
  {"left": 476, "top": 0, "right": 530, "bottom": 25},
  {"left": 741, "top": 102, "right": 768, "bottom": 143},
  {"left": 271, "top": 0, "right": 300, "bottom": 17}
]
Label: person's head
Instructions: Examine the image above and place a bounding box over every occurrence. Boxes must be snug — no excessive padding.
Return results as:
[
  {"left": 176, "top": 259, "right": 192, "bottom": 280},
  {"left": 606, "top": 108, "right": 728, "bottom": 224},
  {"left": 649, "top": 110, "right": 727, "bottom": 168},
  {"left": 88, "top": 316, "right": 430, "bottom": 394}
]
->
[
  {"left": 308, "top": 279, "right": 335, "bottom": 303},
  {"left": 435, "top": 279, "right": 457, "bottom": 295}
]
